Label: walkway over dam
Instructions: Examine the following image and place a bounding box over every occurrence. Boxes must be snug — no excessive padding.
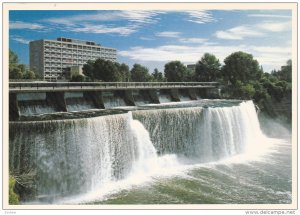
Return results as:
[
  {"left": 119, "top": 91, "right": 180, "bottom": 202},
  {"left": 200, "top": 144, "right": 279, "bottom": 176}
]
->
[
  {"left": 9, "top": 82, "right": 218, "bottom": 93},
  {"left": 9, "top": 82, "right": 219, "bottom": 120}
]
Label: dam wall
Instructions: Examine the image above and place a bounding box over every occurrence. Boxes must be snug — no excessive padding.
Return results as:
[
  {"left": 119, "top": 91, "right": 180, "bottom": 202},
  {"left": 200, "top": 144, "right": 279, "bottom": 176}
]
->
[{"left": 9, "top": 82, "right": 219, "bottom": 120}]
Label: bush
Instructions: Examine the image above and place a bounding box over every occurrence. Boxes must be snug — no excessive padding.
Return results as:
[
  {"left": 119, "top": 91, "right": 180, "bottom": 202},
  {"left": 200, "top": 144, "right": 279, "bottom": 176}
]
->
[{"left": 9, "top": 175, "right": 19, "bottom": 204}]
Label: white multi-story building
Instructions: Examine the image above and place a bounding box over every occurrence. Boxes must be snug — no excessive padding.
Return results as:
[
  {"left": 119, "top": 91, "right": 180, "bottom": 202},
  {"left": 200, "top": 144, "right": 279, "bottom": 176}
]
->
[{"left": 29, "top": 37, "right": 117, "bottom": 81}]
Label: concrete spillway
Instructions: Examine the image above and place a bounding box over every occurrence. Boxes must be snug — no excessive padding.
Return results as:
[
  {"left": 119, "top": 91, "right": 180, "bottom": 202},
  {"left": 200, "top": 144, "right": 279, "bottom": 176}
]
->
[{"left": 9, "top": 85, "right": 217, "bottom": 120}]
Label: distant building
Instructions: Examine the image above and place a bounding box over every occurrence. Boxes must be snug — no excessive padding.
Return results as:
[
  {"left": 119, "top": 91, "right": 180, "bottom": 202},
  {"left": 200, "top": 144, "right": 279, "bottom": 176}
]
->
[
  {"left": 187, "top": 64, "right": 196, "bottom": 72},
  {"left": 29, "top": 37, "right": 117, "bottom": 81}
]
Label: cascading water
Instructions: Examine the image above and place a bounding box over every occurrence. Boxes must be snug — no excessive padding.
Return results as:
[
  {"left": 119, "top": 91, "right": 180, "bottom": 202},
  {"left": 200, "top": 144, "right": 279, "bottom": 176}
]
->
[
  {"left": 9, "top": 100, "right": 290, "bottom": 204},
  {"left": 158, "top": 93, "right": 172, "bottom": 103},
  {"left": 133, "top": 101, "right": 263, "bottom": 162},
  {"left": 17, "top": 93, "right": 57, "bottom": 116},
  {"left": 9, "top": 112, "right": 178, "bottom": 202},
  {"left": 103, "top": 97, "right": 127, "bottom": 108},
  {"left": 65, "top": 92, "right": 95, "bottom": 112}
]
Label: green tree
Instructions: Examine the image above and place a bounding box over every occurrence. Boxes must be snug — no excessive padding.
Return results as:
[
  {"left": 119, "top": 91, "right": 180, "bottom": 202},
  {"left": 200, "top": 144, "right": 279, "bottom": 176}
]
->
[
  {"left": 9, "top": 67, "right": 23, "bottom": 79},
  {"left": 152, "top": 68, "right": 165, "bottom": 82},
  {"left": 222, "top": 51, "right": 263, "bottom": 86},
  {"left": 130, "top": 64, "right": 152, "bottom": 82},
  {"left": 70, "top": 74, "right": 85, "bottom": 82},
  {"left": 23, "top": 70, "right": 36, "bottom": 79},
  {"left": 116, "top": 63, "right": 131, "bottom": 81},
  {"left": 164, "top": 61, "right": 191, "bottom": 82},
  {"left": 9, "top": 49, "right": 18, "bottom": 65},
  {"left": 82, "top": 60, "right": 95, "bottom": 81},
  {"left": 195, "top": 53, "right": 221, "bottom": 82},
  {"left": 82, "top": 58, "right": 122, "bottom": 82},
  {"left": 240, "top": 83, "right": 255, "bottom": 99}
]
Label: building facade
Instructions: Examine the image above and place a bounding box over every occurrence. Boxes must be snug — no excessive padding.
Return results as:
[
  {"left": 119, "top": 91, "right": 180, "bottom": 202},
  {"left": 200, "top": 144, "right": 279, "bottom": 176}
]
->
[{"left": 29, "top": 37, "right": 117, "bottom": 81}]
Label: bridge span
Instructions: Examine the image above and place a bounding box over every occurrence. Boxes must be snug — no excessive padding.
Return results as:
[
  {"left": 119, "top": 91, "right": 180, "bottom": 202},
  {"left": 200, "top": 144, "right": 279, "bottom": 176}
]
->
[{"left": 9, "top": 82, "right": 218, "bottom": 93}]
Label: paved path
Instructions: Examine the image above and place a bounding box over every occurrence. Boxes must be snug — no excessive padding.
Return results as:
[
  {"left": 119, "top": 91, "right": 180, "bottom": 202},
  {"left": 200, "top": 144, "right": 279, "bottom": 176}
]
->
[{"left": 9, "top": 82, "right": 218, "bottom": 93}]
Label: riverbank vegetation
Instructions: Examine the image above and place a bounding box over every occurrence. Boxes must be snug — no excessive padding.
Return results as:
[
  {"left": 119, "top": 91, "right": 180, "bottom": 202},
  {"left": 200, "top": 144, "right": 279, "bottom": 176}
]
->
[{"left": 9, "top": 175, "right": 19, "bottom": 204}]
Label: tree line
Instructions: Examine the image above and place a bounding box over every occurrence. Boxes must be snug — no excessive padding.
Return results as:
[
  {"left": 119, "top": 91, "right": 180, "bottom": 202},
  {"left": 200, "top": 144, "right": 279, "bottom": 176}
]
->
[
  {"left": 80, "top": 52, "right": 291, "bottom": 104},
  {"left": 9, "top": 49, "right": 37, "bottom": 80},
  {"left": 9, "top": 49, "right": 291, "bottom": 107}
]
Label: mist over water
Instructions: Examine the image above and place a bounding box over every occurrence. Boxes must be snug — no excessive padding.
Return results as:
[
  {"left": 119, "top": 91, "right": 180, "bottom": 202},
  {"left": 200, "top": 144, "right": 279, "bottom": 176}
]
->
[{"left": 9, "top": 100, "right": 292, "bottom": 205}]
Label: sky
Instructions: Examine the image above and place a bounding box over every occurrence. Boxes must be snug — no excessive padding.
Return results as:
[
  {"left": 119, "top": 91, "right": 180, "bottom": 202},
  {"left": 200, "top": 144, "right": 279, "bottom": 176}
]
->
[{"left": 9, "top": 10, "right": 292, "bottom": 73}]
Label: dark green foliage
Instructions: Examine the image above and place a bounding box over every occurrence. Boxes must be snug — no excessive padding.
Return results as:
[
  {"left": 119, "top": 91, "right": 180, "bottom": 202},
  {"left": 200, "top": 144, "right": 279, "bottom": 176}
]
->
[
  {"left": 220, "top": 52, "right": 291, "bottom": 119},
  {"left": 82, "top": 60, "right": 95, "bottom": 81},
  {"left": 23, "top": 70, "right": 36, "bottom": 79},
  {"left": 222, "top": 51, "right": 263, "bottom": 85},
  {"left": 130, "top": 64, "right": 152, "bottom": 82},
  {"left": 195, "top": 53, "right": 221, "bottom": 82},
  {"left": 9, "top": 49, "right": 18, "bottom": 65},
  {"left": 9, "top": 66, "right": 23, "bottom": 79},
  {"left": 9, "top": 49, "right": 37, "bottom": 80},
  {"left": 152, "top": 68, "right": 165, "bottom": 82},
  {"left": 164, "top": 61, "right": 192, "bottom": 82},
  {"left": 70, "top": 74, "right": 85, "bottom": 82},
  {"left": 82, "top": 58, "right": 122, "bottom": 82},
  {"left": 116, "top": 63, "right": 131, "bottom": 82}
]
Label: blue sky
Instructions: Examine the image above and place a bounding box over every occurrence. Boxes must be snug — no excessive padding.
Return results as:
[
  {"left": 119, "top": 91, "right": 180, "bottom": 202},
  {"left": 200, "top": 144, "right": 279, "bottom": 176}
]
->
[{"left": 9, "top": 10, "right": 292, "bottom": 73}]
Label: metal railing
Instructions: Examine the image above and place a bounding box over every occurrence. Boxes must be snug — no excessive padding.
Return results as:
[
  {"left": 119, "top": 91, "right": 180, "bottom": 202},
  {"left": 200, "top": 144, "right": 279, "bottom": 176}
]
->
[{"left": 9, "top": 82, "right": 219, "bottom": 92}]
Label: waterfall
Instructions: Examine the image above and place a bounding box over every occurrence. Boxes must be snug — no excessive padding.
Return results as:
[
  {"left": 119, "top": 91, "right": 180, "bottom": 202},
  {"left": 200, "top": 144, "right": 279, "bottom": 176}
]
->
[
  {"left": 158, "top": 92, "right": 172, "bottom": 103},
  {"left": 17, "top": 93, "right": 57, "bottom": 116},
  {"left": 133, "top": 100, "right": 263, "bottom": 162},
  {"left": 9, "top": 100, "right": 264, "bottom": 202},
  {"left": 65, "top": 92, "right": 95, "bottom": 112},
  {"left": 9, "top": 112, "right": 172, "bottom": 201},
  {"left": 103, "top": 97, "right": 127, "bottom": 108}
]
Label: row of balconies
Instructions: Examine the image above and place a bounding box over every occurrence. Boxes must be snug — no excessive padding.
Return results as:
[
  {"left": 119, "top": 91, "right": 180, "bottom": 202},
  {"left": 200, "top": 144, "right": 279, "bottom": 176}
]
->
[
  {"left": 44, "top": 69, "right": 63, "bottom": 73},
  {"left": 44, "top": 43, "right": 115, "bottom": 52},
  {"left": 44, "top": 52, "right": 116, "bottom": 59},
  {"left": 44, "top": 56, "right": 115, "bottom": 62},
  {"left": 44, "top": 49, "right": 115, "bottom": 55}
]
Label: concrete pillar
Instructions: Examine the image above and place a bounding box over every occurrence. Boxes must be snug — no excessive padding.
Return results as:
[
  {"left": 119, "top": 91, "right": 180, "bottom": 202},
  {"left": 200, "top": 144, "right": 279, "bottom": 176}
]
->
[
  {"left": 188, "top": 88, "right": 197, "bottom": 100},
  {"left": 147, "top": 90, "right": 160, "bottom": 104},
  {"left": 9, "top": 93, "right": 20, "bottom": 121},
  {"left": 83, "top": 91, "right": 105, "bottom": 109},
  {"left": 123, "top": 90, "right": 135, "bottom": 106},
  {"left": 46, "top": 92, "right": 67, "bottom": 112},
  {"left": 198, "top": 88, "right": 207, "bottom": 98},
  {"left": 206, "top": 88, "right": 220, "bottom": 99},
  {"left": 170, "top": 89, "right": 180, "bottom": 102}
]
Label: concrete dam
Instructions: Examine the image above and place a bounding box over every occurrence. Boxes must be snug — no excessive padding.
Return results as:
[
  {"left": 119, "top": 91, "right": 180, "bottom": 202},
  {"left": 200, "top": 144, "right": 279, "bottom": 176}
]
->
[{"left": 9, "top": 82, "right": 219, "bottom": 120}]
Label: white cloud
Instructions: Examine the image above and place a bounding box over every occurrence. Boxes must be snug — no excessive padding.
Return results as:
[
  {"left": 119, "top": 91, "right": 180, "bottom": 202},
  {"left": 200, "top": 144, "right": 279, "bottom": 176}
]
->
[
  {"left": 10, "top": 21, "right": 44, "bottom": 30},
  {"left": 140, "top": 37, "right": 154, "bottom": 41},
  {"left": 215, "top": 26, "right": 264, "bottom": 40},
  {"left": 119, "top": 43, "right": 291, "bottom": 72},
  {"left": 248, "top": 14, "right": 291, "bottom": 19},
  {"left": 257, "top": 21, "right": 291, "bottom": 32},
  {"left": 155, "top": 31, "right": 181, "bottom": 38},
  {"left": 66, "top": 24, "right": 137, "bottom": 36},
  {"left": 11, "top": 36, "right": 30, "bottom": 44},
  {"left": 46, "top": 11, "right": 163, "bottom": 26},
  {"left": 179, "top": 38, "right": 208, "bottom": 44},
  {"left": 186, "top": 10, "right": 216, "bottom": 24},
  {"left": 43, "top": 11, "right": 164, "bottom": 36},
  {"left": 215, "top": 21, "right": 291, "bottom": 40}
]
